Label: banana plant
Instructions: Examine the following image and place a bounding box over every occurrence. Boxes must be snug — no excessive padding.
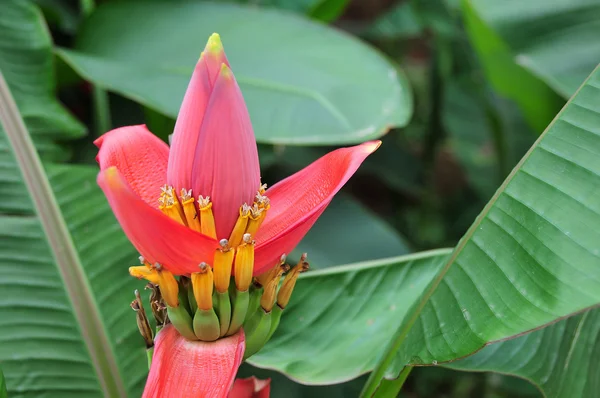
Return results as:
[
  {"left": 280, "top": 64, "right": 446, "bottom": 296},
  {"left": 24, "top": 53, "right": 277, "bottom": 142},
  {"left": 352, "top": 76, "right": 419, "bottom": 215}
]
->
[{"left": 1, "top": 0, "right": 600, "bottom": 397}]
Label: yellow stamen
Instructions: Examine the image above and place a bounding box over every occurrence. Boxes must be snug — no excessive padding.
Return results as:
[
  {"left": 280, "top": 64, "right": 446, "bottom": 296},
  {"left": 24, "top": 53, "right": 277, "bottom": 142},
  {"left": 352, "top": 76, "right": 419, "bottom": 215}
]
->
[
  {"left": 258, "top": 183, "right": 267, "bottom": 195},
  {"left": 180, "top": 189, "right": 201, "bottom": 232},
  {"left": 229, "top": 204, "right": 251, "bottom": 247},
  {"left": 245, "top": 204, "right": 268, "bottom": 237},
  {"left": 129, "top": 261, "right": 179, "bottom": 308},
  {"left": 154, "top": 263, "right": 179, "bottom": 308},
  {"left": 255, "top": 193, "right": 270, "bottom": 209},
  {"left": 255, "top": 254, "right": 287, "bottom": 287},
  {"left": 277, "top": 253, "right": 310, "bottom": 309},
  {"left": 129, "top": 265, "right": 160, "bottom": 285},
  {"left": 260, "top": 264, "right": 286, "bottom": 313},
  {"left": 213, "top": 239, "right": 234, "bottom": 293},
  {"left": 163, "top": 202, "right": 187, "bottom": 226},
  {"left": 191, "top": 263, "right": 214, "bottom": 311},
  {"left": 198, "top": 196, "right": 217, "bottom": 239},
  {"left": 234, "top": 233, "right": 254, "bottom": 291},
  {"left": 159, "top": 185, "right": 186, "bottom": 226}
]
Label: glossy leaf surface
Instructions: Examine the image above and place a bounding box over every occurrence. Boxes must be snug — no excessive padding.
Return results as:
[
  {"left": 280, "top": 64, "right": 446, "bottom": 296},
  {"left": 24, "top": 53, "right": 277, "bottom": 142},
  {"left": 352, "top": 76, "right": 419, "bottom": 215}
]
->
[
  {"left": 0, "top": 367, "right": 6, "bottom": 398},
  {"left": 249, "top": 250, "right": 450, "bottom": 384},
  {"left": 462, "top": 0, "right": 562, "bottom": 132},
  {"left": 448, "top": 309, "right": 600, "bottom": 398},
  {"left": 290, "top": 194, "right": 411, "bottom": 267},
  {"left": 57, "top": 1, "right": 411, "bottom": 145},
  {"left": 361, "top": 63, "right": 600, "bottom": 395},
  {"left": 252, "top": 65, "right": 600, "bottom": 390},
  {"left": 468, "top": 0, "right": 600, "bottom": 98},
  {"left": 0, "top": 0, "right": 84, "bottom": 161},
  {"left": 0, "top": 161, "right": 146, "bottom": 397}
]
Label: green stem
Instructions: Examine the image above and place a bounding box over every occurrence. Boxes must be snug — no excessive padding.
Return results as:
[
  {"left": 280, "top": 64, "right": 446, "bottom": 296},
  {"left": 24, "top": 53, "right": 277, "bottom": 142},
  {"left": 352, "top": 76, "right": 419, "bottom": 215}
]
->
[
  {"left": 371, "top": 366, "right": 413, "bottom": 398},
  {"left": 146, "top": 347, "right": 154, "bottom": 370},
  {"left": 0, "top": 72, "right": 126, "bottom": 397},
  {"left": 92, "top": 86, "right": 111, "bottom": 135}
]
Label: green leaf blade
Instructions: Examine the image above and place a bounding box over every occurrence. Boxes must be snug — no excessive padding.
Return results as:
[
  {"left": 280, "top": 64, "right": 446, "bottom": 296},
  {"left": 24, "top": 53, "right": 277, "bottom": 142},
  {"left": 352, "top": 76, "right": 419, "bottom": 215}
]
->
[
  {"left": 462, "top": 0, "right": 562, "bottom": 132},
  {"left": 248, "top": 250, "right": 451, "bottom": 384},
  {"left": 253, "top": 65, "right": 600, "bottom": 392},
  {"left": 469, "top": 0, "right": 600, "bottom": 99},
  {"left": 290, "top": 194, "right": 411, "bottom": 267},
  {"left": 0, "top": 69, "right": 130, "bottom": 397},
  {"left": 56, "top": 1, "right": 411, "bottom": 145},
  {"left": 0, "top": 367, "right": 6, "bottom": 398},
  {"left": 361, "top": 64, "right": 600, "bottom": 395},
  {"left": 448, "top": 308, "right": 600, "bottom": 398},
  {"left": 0, "top": 0, "right": 84, "bottom": 161}
]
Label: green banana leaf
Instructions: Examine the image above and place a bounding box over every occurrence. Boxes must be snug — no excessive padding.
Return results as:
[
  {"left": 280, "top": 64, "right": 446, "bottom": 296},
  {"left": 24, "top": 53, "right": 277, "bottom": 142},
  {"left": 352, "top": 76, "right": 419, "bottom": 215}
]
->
[
  {"left": 0, "top": 367, "right": 6, "bottom": 398},
  {"left": 249, "top": 250, "right": 451, "bottom": 383},
  {"left": 447, "top": 308, "right": 600, "bottom": 398},
  {"left": 0, "top": 3, "right": 146, "bottom": 395},
  {"left": 225, "top": 0, "right": 348, "bottom": 21},
  {"left": 251, "top": 64, "right": 600, "bottom": 393},
  {"left": 56, "top": 1, "right": 412, "bottom": 146},
  {"left": 461, "top": 0, "right": 562, "bottom": 132},
  {"left": 468, "top": 0, "right": 600, "bottom": 99},
  {"left": 0, "top": 95, "right": 147, "bottom": 397},
  {"left": 290, "top": 193, "right": 411, "bottom": 267},
  {"left": 359, "top": 63, "right": 600, "bottom": 396},
  {"left": 307, "top": 0, "right": 350, "bottom": 22},
  {"left": 0, "top": 0, "right": 84, "bottom": 161}
]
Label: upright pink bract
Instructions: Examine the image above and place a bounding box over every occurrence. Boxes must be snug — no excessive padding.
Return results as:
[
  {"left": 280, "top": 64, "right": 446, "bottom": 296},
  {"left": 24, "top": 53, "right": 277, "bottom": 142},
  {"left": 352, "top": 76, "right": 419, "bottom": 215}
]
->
[{"left": 95, "top": 33, "right": 380, "bottom": 276}]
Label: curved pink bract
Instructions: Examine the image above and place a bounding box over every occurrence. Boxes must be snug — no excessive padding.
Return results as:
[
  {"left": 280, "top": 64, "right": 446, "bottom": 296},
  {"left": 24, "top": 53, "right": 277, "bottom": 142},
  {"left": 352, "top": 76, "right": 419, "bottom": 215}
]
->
[
  {"left": 95, "top": 124, "right": 168, "bottom": 208},
  {"left": 97, "top": 167, "right": 218, "bottom": 275},
  {"left": 143, "top": 325, "right": 245, "bottom": 398},
  {"left": 252, "top": 142, "right": 380, "bottom": 274}
]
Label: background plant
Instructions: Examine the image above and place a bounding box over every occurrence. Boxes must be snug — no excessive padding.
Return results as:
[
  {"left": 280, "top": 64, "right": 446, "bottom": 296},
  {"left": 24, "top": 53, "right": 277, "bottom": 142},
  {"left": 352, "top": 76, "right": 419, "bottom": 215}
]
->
[{"left": 0, "top": 0, "right": 598, "bottom": 397}]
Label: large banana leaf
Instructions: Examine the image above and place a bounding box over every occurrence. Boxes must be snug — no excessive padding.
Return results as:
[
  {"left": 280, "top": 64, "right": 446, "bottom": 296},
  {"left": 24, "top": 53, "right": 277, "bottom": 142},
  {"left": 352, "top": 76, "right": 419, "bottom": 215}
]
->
[
  {"left": 56, "top": 1, "right": 411, "bottom": 145},
  {"left": 359, "top": 63, "right": 600, "bottom": 395},
  {"left": 447, "top": 308, "right": 600, "bottom": 398},
  {"left": 251, "top": 64, "right": 600, "bottom": 392},
  {"left": 249, "top": 250, "right": 451, "bottom": 383},
  {"left": 0, "top": 139, "right": 146, "bottom": 396},
  {"left": 468, "top": 0, "right": 600, "bottom": 98},
  {"left": 461, "top": 0, "right": 562, "bottom": 132},
  {"left": 0, "top": 0, "right": 84, "bottom": 161},
  {"left": 0, "top": 367, "right": 6, "bottom": 398},
  {"left": 0, "top": 2, "right": 147, "bottom": 395},
  {"left": 290, "top": 193, "right": 411, "bottom": 267}
]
